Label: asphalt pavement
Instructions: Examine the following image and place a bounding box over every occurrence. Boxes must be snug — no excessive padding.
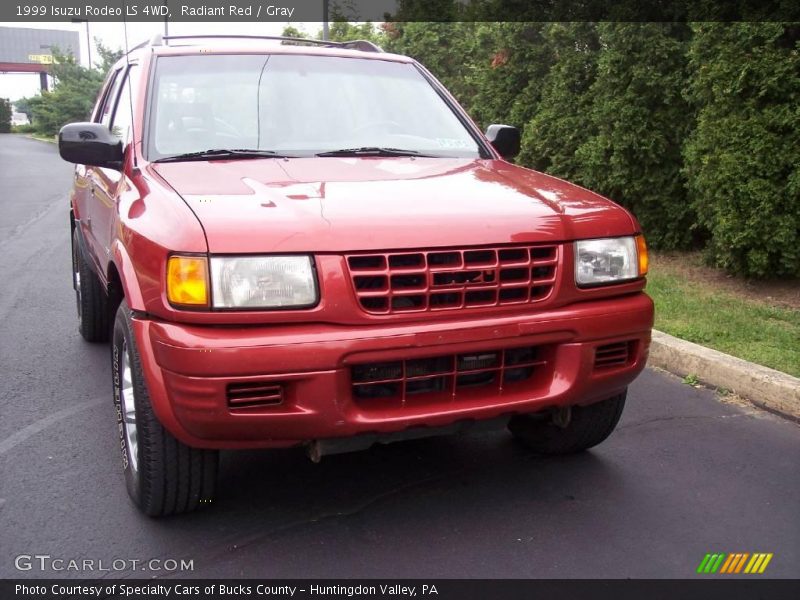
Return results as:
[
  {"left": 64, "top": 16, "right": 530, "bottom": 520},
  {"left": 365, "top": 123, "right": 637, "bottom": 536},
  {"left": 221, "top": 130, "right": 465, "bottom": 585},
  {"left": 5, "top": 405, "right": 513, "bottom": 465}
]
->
[{"left": 0, "top": 133, "right": 798, "bottom": 579}]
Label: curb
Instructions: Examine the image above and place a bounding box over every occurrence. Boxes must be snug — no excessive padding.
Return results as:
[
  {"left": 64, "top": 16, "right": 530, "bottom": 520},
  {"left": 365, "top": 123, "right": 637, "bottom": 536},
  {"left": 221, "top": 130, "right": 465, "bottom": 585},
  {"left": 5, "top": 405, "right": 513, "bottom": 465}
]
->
[
  {"left": 25, "top": 134, "right": 57, "bottom": 144},
  {"left": 648, "top": 330, "right": 800, "bottom": 421}
]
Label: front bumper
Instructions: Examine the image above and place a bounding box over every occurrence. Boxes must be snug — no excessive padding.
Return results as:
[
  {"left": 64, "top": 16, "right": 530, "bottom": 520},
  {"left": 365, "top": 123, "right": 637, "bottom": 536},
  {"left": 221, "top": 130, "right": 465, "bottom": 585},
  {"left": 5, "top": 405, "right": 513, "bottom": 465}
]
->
[{"left": 133, "top": 293, "right": 654, "bottom": 449}]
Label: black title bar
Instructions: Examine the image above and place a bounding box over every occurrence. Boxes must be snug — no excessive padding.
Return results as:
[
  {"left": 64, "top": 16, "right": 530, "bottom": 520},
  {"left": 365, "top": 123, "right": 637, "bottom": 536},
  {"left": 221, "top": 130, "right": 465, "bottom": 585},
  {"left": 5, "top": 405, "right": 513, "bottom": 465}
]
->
[
  {"left": 2, "top": 0, "right": 800, "bottom": 23},
  {"left": 3, "top": 579, "right": 800, "bottom": 600}
]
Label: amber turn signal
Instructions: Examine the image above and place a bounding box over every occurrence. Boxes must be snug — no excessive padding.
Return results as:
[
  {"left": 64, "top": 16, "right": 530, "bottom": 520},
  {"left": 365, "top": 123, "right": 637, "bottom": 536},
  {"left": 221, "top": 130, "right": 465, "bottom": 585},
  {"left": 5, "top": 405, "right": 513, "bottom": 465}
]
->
[
  {"left": 635, "top": 234, "right": 649, "bottom": 277},
  {"left": 167, "top": 256, "right": 209, "bottom": 306}
]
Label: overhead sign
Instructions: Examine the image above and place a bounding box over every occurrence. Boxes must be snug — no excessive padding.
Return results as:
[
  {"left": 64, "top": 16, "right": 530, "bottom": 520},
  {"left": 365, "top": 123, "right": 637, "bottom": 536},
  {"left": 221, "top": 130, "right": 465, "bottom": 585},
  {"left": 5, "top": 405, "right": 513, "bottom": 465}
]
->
[
  {"left": 0, "top": 26, "right": 80, "bottom": 64},
  {"left": 27, "top": 54, "right": 55, "bottom": 64}
]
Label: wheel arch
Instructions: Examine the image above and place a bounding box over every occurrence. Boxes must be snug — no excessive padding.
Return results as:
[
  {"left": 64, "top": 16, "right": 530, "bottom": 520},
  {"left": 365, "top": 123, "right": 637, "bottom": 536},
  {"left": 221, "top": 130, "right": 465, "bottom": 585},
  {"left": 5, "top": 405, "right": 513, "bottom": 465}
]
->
[{"left": 109, "top": 241, "right": 146, "bottom": 313}]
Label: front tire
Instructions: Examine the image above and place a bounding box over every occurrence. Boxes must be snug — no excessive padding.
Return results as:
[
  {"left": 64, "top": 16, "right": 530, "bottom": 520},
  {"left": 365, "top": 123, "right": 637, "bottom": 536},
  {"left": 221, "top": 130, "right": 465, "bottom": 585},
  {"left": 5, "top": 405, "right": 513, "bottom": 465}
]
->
[
  {"left": 72, "top": 229, "right": 110, "bottom": 342},
  {"left": 112, "top": 299, "right": 218, "bottom": 516},
  {"left": 508, "top": 391, "right": 626, "bottom": 455}
]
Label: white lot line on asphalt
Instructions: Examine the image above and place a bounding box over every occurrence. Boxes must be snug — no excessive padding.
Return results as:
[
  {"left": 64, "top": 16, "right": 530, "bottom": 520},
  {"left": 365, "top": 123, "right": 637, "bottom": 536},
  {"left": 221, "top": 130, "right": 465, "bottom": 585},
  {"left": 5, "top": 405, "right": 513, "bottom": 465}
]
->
[{"left": 0, "top": 397, "right": 105, "bottom": 457}]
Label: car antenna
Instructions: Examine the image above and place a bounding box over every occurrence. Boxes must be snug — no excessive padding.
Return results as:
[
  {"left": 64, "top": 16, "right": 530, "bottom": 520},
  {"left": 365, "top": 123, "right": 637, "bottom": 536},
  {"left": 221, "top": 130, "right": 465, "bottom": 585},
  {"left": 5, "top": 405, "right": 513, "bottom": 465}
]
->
[{"left": 122, "top": 3, "right": 138, "bottom": 170}]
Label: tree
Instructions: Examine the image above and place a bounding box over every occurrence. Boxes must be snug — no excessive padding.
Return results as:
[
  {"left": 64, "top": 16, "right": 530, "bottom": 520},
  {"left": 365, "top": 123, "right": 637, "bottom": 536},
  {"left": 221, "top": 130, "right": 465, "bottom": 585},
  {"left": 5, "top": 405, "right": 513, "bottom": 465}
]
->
[
  {"left": 383, "top": 22, "right": 483, "bottom": 115},
  {"left": 389, "top": 0, "right": 463, "bottom": 21},
  {"left": 518, "top": 22, "right": 600, "bottom": 181},
  {"left": 12, "top": 97, "right": 33, "bottom": 121},
  {"left": 94, "top": 39, "right": 123, "bottom": 73},
  {"left": 683, "top": 23, "right": 800, "bottom": 277},
  {"left": 0, "top": 98, "right": 11, "bottom": 133},
  {"left": 324, "top": 20, "right": 385, "bottom": 44},
  {"left": 466, "top": 22, "right": 552, "bottom": 130},
  {"left": 385, "top": 22, "right": 553, "bottom": 131},
  {"left": 20, "top": 41, "right": 122, "bottom": 137},
  {"left": 283, "top": 20, "right": 385, "bottom": 46},
  {"left": 281, "top": 25, "right": 306, "bottom": 38},
  {"left": 574, "top": 23, "right": 696, "bottom": 250},
  {"left": 28, "top": 50, "right": 102, "bottom": 135}
]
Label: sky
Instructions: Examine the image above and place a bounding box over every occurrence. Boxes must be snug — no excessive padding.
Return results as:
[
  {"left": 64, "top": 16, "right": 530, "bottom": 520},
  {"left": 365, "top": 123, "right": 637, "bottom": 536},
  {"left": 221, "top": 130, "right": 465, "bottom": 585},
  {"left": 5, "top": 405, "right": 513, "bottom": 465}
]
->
[{"left": 0, "top": 21, "right": 322, "bottom": 101}]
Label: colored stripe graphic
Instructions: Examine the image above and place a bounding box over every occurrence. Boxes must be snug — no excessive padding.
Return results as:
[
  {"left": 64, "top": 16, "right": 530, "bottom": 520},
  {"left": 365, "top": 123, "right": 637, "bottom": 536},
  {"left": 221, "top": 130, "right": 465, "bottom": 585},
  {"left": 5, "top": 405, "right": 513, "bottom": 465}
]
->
[
  {"left": 719, "top": 554, "right": 736, "bottom": 573},
  {"left": 697, "top": 554, "right": 712, "bottom": 573},
  {"left": 701, "top": 552, "right": 773, "bottom": 574},
  {"left": 745, "top": 553, "right": 774, "bottom": 574},
  {"left": 704, "top": 554, "right": 718, "bottom": 573},
  {"left": 734, "top": 553, "right": 749, "bottom": 573},
  {"left": 730, "top": 553, "right": 742, "bottom": 573},
  {"left": 709, "top": 554, "right": 726, "bottom": 573},
  {"left": 745, "top": 554, "right": 761, "bottom": 573},
  {"left": 758, "top": 554, "right": 773, "bottom": 573},
  {"left": 697, "top": 553, "right": 727, "bottom": 574}
]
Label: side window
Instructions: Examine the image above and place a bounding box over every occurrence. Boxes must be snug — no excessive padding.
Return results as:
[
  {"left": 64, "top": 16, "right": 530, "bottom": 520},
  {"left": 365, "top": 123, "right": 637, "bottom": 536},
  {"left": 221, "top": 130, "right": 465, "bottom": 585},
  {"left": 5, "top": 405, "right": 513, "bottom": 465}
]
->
[
  {"left": 110, "top": 66, "right": 139, "bottom": 143},
  {"left": 95, "top": 69, "right": 122, "bottom": 125}
]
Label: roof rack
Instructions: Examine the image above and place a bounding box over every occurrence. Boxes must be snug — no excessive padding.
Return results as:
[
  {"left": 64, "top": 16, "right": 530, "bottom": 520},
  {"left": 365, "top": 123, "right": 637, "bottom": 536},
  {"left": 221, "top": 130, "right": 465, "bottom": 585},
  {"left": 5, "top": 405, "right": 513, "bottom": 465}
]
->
[{"left": 129, "top": 34, "right": 383, "bottom": 54}]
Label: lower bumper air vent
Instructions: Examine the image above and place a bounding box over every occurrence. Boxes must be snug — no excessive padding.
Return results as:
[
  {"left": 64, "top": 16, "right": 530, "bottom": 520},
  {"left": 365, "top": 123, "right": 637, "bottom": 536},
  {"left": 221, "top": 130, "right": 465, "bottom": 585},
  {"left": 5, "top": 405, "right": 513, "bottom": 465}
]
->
[
  {"left": 594, "top": 342, "right": 633, "bottom": 370},
  {"left": 227, "top": 382, "right": 284, "bottom": 409}
]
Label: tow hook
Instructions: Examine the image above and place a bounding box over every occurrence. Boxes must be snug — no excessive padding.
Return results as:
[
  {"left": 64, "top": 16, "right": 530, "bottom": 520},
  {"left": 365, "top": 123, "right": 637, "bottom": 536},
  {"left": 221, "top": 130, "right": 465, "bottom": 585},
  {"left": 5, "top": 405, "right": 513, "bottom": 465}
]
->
[{"left": 552, "top": 406, "right": 572, "bottom": 429}]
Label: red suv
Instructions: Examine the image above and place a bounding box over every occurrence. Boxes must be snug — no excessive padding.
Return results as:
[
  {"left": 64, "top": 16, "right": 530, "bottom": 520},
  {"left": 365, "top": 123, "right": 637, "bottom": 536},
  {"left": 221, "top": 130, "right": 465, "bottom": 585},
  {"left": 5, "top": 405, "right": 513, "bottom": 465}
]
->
[{"left": 59, "top": 35, "right": 653, "bottom": 516}]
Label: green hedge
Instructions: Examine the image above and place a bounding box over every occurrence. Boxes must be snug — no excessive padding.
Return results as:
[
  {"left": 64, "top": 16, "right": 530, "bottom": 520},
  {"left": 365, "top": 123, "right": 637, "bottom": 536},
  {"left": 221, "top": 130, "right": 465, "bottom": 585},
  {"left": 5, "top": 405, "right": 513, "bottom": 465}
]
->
[
  {"left": 572, "top": 23, "right": 696, "bottom": 250},
  {"left": 683, "top": 23, "right": 800, "bottom": 278},
  {"left": 385, "top": 21, "right": 800, "bottom": 278}
]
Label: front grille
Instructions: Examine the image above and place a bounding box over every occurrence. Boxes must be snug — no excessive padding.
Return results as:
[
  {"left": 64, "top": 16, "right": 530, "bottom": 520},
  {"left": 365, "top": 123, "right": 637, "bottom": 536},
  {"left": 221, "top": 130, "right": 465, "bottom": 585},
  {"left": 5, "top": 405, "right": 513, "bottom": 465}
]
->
[
  {"left": 227, "top": 381, "right": 283, "bottom": 409},
  {"left": 351, "top": 346, "right": 546, "bottom": 405},
  {"left": 346, "top": 244, "right": 559, "bottom": 314},
  {"left": 593, "top": 342, "right": 633, "bottom": 370}
]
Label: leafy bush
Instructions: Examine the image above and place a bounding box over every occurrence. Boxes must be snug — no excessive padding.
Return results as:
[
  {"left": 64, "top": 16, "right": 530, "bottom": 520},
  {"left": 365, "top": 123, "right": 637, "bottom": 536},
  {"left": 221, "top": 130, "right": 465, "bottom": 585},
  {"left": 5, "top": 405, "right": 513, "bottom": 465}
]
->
[
  {"left": 385, "top": 21, "right": 798, "bottom": 277},
  {"left": 518, "top": 22, "right": 600, "bottom": 182},
  {"left": 683, "top": 23, "right": 800, "bottom": 277},
  {"left": 465, "top": 22, "right": 553, "bottom": 129},
  {"left": 0, "top": 98, "right": 11, "bottom": 133},
  {"left": 11, "top": 123, "right": 37, "bottom": 134},
  {"left": 574, "top": 23, "right": 698, "bottom": 250},
  {"left": 20, "top": 42, "right": 122, "bottom": 137}
]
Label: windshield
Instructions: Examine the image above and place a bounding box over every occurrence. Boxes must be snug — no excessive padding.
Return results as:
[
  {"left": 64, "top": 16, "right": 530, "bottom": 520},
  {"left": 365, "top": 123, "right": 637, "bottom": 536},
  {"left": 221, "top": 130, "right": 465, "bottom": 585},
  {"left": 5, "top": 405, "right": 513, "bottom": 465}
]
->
[{"left": 146, "top": 53, "right": 484, "bottom": 160}]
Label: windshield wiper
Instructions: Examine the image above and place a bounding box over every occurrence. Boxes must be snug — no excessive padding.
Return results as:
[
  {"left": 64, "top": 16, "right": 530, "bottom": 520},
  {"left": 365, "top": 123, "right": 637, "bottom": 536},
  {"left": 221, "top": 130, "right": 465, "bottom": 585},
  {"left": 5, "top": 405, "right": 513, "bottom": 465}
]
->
[
  {"left": 315, "top": 147, "right": 438, "bottom": 158},
  {"left": 154, "top": 148, "right": 295, "bottom": 163}
]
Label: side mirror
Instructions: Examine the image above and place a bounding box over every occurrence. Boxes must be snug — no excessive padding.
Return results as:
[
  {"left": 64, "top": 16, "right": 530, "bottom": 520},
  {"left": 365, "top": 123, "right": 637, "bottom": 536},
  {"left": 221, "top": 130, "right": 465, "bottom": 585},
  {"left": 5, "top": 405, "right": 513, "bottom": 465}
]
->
[
  {"left": 58, "top": 122, "right": 124, "bottom": 169},
  {"left": 485, "top": 124, "right": 520, "bottom": 160}
]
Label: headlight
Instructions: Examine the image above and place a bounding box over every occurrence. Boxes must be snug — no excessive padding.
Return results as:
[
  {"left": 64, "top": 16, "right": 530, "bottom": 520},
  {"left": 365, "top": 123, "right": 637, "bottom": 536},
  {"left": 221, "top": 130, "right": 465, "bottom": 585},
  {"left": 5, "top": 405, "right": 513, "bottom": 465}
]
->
[
  {"left": 575, "top": 236, "right": 646, "bottom": 287},
  {"left": 210, "top": 256, "right": 317, "bottom": 309}
]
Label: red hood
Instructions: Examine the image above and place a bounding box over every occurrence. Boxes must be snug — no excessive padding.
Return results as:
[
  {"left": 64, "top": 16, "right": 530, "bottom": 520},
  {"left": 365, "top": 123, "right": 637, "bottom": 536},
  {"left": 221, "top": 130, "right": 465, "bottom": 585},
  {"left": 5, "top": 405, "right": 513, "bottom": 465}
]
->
[{"left": 150, "top": 158, "right": 636, "bottom": 253}]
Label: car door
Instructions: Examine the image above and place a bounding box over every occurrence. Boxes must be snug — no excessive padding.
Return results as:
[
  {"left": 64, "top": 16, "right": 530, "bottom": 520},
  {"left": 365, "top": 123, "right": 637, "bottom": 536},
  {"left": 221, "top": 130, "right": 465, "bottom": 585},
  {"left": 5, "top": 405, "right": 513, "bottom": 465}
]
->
[
  {"left": 87, "top": 64, "right": 138, "bottom": 270},
  {"left": 77, "top": 67, "right": 123, "bottom": 276}
]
